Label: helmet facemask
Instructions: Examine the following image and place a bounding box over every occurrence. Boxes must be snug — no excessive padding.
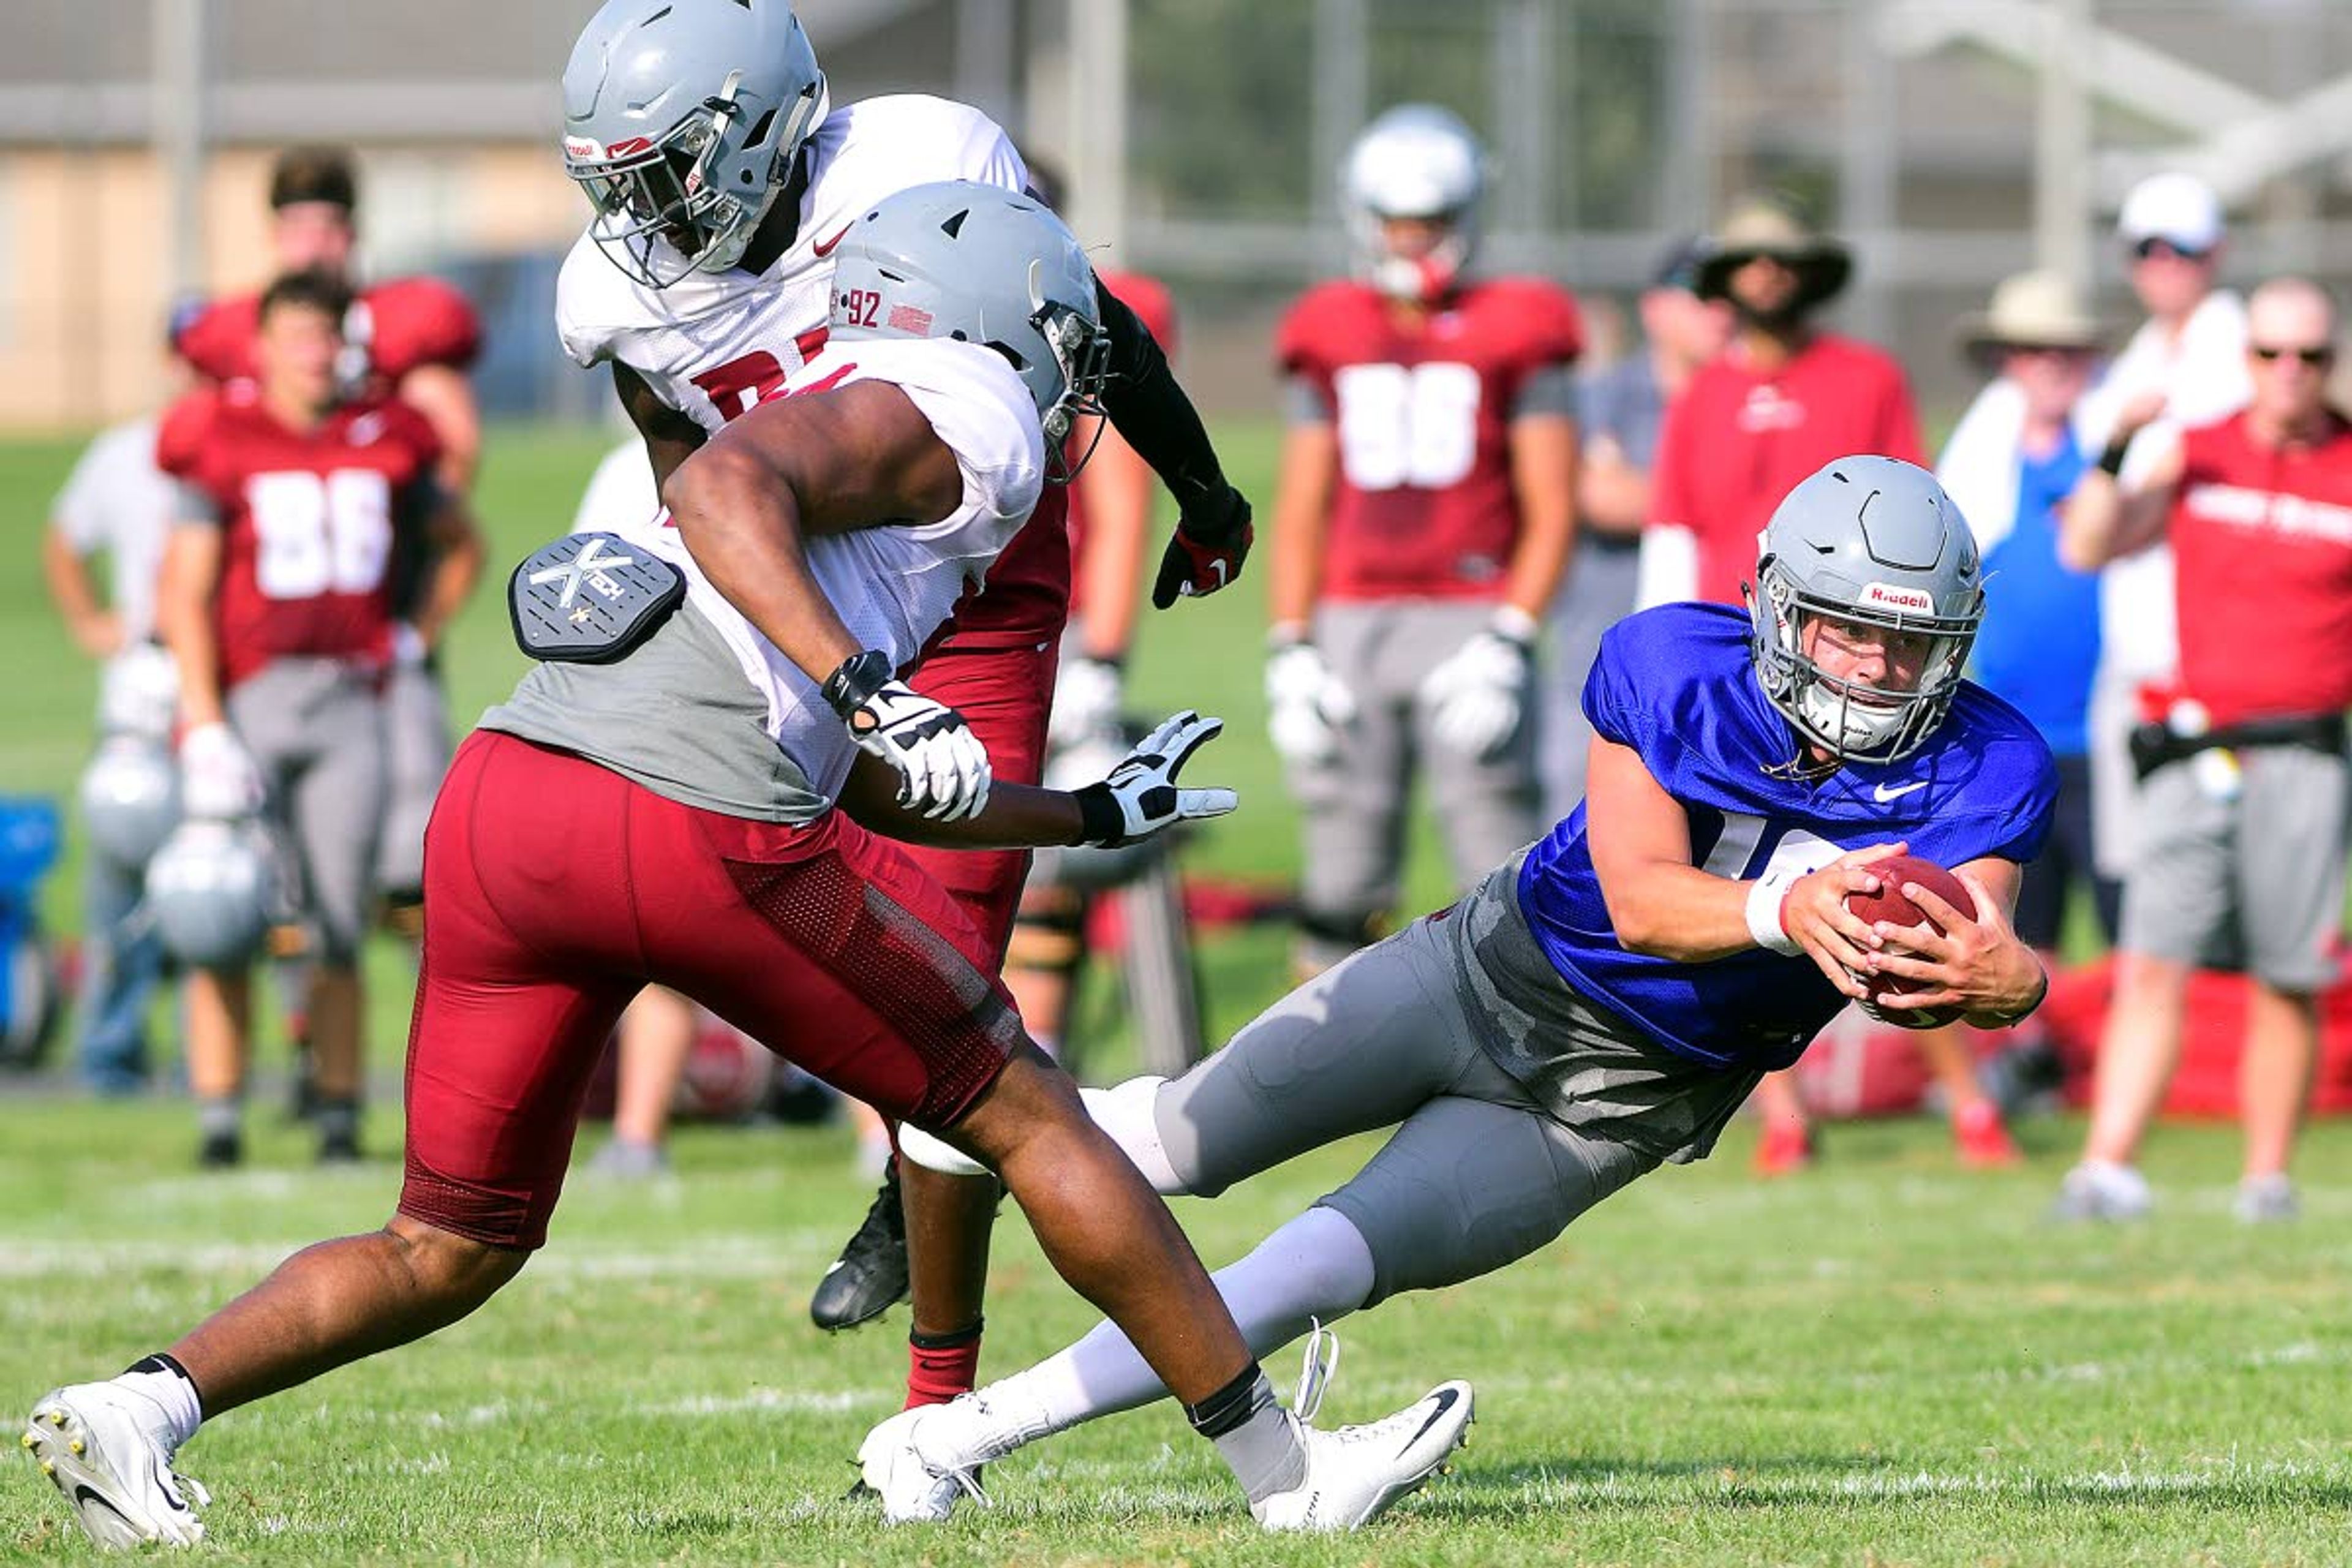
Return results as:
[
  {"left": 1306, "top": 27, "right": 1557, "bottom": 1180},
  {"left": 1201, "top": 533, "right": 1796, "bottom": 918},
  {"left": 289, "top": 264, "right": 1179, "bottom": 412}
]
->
[
  {"left": 1028, "top": 263, "right": 1113, "bottom": 483},
  {"left": 1749, "top": 557, "right": 1981, "bottom": 765},
  {"left": 568, "top": 68, "right": 825, "bottom": 290}
]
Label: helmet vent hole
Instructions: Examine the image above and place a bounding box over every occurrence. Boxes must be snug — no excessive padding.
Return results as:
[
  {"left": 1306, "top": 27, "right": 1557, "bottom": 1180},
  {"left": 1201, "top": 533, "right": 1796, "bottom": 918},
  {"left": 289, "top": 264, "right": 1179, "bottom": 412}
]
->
[
  {"left": 878, "top": 268, "right": 906, "bottom": 282},
  {"left": 939, "top": 209, "right": 970, "bottom": 239},
  {"left": 640, "top": 5, "right": 672, "bottom": 24},
  {"left": 743, "top": 107, "right": 776, "bottom": 149},
  {"left": 949, "top": 330, "right": 968, "bottom": 341},
  {"left": 986, "top": 340, "right": 1028, "bottom": 371}
]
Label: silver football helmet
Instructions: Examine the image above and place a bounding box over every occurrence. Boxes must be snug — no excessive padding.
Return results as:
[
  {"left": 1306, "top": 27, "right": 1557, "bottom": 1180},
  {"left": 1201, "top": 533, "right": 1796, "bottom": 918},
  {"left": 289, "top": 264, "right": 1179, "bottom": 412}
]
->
[
  {"left": 1749, "top": 456, "right": 1985, "bottom": 764},
  {"left": 78, "top": 736, "right": 180, "bottom": 873},
  {"left": 828, "top": 180, "right": 1111, "bottom": 477},
  {"left": 562, "top": 0, "right": 830, "bottom": 288},
  {"left": 1343, "top": 105, "right": 1487, "bottom": 303},
  {"left": 144, "top": 820, "right": 275, "bottom": 970}
]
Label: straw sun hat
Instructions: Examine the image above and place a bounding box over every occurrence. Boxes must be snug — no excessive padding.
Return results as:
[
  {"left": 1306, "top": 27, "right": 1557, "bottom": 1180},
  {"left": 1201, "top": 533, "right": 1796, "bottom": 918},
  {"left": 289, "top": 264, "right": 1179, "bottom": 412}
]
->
[{"left": 1957, "top": 270, "right": 2107, "bottom": 360}]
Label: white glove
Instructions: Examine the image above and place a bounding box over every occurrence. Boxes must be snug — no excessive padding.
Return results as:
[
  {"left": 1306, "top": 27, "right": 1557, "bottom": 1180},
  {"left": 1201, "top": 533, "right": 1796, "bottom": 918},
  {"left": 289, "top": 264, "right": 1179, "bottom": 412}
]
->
[
  {"left": 99, "top": 643, "right": 181, "bottom": 739},
  {"left": 1419, "top": 616, "right": 1536, "bottom": 760},
  {"left": 825, "top": 650, "right": 991, "bottom": 823},
  {"left": 178, "top": 721, "right": 265, "bottom": 821},
  {"left": 1264, "top": 638, "right": 1355, "bottom": 767},
  {"left": 1048, "top": 654, "right": 1125, "bottom": 750},
  {"left": 1072, "top": 710, "right": 1238, "bottom": 846}
]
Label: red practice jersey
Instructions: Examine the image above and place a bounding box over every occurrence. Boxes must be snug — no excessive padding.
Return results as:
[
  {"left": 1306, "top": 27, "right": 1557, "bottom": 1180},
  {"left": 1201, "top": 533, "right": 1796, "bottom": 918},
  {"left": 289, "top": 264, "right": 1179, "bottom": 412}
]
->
[
  {"left": 2171, "top": 409, "right": 2352, "bottom": 726},
  {"left": 174, "top": 276, "right": 483, "bottom": 390},
  {"left": 1648, "top": 333, "right": 1923, "bottom": 606},
  {"left": 1278, "top": 276, "right": 1583, "bottom": 602},
  {"left": 1065, "top": 270, "right": 1178, "bottom": 621},
  {"left": 157, "top": 384, "right": 443, "bottom": 689}
]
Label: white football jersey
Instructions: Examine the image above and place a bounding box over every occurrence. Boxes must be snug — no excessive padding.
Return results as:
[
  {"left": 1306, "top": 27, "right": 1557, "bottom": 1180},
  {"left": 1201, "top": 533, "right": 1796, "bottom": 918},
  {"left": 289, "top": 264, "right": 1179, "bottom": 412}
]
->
[
  {"left": 603, "top": 336, "right": 1045, "bottom": 801},
  {"left": 555, "top": 95, "right": 1030, "bottom": 435}
]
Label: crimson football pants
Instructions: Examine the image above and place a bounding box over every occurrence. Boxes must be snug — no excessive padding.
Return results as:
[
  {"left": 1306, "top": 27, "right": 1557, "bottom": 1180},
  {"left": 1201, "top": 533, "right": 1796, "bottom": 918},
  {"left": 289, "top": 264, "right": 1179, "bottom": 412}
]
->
[{"left": 398, "top": 731, "right": 1025, "bottom": 1250}]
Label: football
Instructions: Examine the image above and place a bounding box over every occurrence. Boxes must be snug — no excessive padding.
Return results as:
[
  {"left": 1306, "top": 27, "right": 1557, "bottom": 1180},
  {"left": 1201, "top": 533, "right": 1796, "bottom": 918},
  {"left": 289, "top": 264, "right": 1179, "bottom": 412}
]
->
[{"left": 1844, "top": 854, "right": 1978, "bottom": 1029}]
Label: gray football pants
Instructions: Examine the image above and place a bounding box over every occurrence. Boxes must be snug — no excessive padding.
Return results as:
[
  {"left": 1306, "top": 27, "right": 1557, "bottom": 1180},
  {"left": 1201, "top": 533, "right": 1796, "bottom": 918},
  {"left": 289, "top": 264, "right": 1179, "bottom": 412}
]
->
[
  {"left": 1293, "top": 600, "right": 1542, "bottom": 968},
  {"left": 1153, "top": 908, "right": 1654, "bottom": 1307},
  {"left": 227, "top": 658, "right": 386, "bottom": 963}
]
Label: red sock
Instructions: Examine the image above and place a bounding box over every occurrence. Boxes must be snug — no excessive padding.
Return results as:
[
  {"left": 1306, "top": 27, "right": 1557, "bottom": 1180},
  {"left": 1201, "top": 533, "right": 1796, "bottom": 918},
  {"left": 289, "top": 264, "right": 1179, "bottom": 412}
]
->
[{"left": 905, "top": 1319, "right": 984, "bottom": 1409}]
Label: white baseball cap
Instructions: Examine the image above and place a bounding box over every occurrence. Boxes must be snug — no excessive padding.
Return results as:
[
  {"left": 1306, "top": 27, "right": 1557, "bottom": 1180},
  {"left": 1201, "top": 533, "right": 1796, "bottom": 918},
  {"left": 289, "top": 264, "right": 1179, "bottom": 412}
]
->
[{"left": 2118, "top": 172, "right": 2225, "bottom": 254}]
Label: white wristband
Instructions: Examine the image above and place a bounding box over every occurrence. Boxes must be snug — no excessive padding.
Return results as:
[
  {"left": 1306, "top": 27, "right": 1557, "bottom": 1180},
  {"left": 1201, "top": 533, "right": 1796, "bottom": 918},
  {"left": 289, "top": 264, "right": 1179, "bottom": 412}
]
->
[{"left": 1744, "top": 870, "right": 1803, "bottom": 956}]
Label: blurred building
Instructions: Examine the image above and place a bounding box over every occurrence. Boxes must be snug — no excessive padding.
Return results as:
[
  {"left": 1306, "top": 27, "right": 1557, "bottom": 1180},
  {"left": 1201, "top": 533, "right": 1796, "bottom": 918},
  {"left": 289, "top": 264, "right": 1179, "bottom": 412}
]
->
[{"left": 7, "top": 0, "right": 2352, "bottom": 429}]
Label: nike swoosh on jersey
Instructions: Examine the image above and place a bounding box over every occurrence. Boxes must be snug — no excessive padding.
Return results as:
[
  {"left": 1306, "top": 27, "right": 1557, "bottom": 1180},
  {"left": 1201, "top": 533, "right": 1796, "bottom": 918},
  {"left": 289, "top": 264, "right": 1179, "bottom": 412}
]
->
[
  {"left": 812, "top": 227, "right": 853, "bottom": 257},
  {"left": 1874, "top": 780, "right": 1930, "bottom": 802},
  {"left": 1399, "top": 1385, "right": 1461, "bottom": 1457}
]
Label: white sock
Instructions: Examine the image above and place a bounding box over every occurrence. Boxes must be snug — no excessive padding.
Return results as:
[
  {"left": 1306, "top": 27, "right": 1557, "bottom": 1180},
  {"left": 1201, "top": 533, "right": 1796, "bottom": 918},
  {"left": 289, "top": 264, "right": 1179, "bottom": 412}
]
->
[
  {"left": 116, "top": 1357, "right": 203, "bottom": 1452},
  {"left": 950, "top": 1205, "right": 1379, "bottom": 1455},
  {"left": 1080, "top": 1076, "right": 1180, "bottom": 1193}
]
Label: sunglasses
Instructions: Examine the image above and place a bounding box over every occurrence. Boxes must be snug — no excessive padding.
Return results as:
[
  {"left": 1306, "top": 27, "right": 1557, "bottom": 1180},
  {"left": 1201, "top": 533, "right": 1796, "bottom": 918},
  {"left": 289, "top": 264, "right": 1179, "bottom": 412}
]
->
[
  {"left": 2131, "top": 237, "right": 2213, "bottom": 263},
  {"left": 2251, "top": 343, "right": 2335, "bottom": 367}
]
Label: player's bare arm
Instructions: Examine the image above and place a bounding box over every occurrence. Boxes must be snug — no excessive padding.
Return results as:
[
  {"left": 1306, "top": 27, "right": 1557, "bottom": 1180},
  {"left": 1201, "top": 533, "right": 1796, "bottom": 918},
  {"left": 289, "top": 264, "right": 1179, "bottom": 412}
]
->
[
  {"left": 397, "top": 363, "right": 482, "bottom": 495},
  {"left": 1859, "top": 858, "right": 2049, "bottom": 1025},
  {"left": 155, "top": 525, "right": 227, "bottom": 729},
  {"left": 661, "top": 379, "right": 963, "bottom": 685},
  {"left": 2059, "top": 424, "right": 2182, "bottom": 569},
  {"left": 615, "top": 361, "right": 710, "bottom": 489},
  {"left": 1265, "top": 421, "right": 1339, "bottom": 634},
  {"left": 1499, "top": 412, "right": 1580, "bottom": 620},
  {"left": 409, "top": 495, "right": 487, "bottom": 650},
  {"left": 1583, "top": 733, "right": 1890, "bottom": 993}
]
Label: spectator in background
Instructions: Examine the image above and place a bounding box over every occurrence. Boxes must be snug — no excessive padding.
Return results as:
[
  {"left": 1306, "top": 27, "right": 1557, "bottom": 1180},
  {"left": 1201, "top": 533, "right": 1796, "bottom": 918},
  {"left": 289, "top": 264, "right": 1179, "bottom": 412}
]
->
[
  {"left": 2073, "top": 173, "right": 2251, "bottom": 906},
  {"left": 155, "top": 271, "right": 482, "bottom": 1167},
  {"left": 1265, "top": 105, "right": 1580, "bottom": 976},
  {"left": 1637, "top": 194, "right": 1928, "bottom": 1174},
  {"left": 173, "top": 146, "right": 488, "bottom": 937},
  {"left": 1939, "top": 271, "right": 2121, "bottom": 946},
  {"left": 41, "top": 330, "right": 190, "bottom": 1095},
  {"left": 1638, "top": 195, "right": 1921, "bottom": 614},
  {"left": 1539, "top": 238, "right": 1731, "bottom": 816},
  {"left": 2054, "top": 277, "right": 2352, "bottom": 1226},
  {"left": 1927, "top": 271, "right": 2119, "bottom": 1161}
]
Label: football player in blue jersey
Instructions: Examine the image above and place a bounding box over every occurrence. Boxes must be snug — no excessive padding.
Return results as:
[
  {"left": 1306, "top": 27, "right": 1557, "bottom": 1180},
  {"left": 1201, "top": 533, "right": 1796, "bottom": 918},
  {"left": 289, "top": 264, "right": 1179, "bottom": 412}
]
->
[{"left": 852, "top": 455, "right": 2059, "bottom": 1520}]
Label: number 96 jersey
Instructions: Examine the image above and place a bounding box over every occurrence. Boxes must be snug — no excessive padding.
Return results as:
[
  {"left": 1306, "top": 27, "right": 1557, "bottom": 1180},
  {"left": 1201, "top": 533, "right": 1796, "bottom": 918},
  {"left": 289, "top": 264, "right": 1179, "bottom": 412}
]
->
[
  {"left": 1276, "top": 275, "right": 1583, "bottom": 603},
  {"left": 156, "top": 383, "right": 443, "bottom": 690}
]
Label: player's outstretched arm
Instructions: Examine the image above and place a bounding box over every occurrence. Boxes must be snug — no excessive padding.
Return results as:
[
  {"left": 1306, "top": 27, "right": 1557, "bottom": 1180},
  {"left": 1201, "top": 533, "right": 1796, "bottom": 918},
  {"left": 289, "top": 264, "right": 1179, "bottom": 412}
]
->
[
  {"left": 842, "top": 710, "right": 1237, "bottom": 850},
  {"left": 1584, "top": 736, "right": 1888, "bottom": 993}
]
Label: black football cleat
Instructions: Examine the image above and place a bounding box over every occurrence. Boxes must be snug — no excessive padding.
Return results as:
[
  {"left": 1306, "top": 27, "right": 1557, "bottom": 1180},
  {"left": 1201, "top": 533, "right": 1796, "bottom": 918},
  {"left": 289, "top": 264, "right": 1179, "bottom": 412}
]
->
[{"left": 810, "top": 1158, "right": 910, "bottom": 1332}]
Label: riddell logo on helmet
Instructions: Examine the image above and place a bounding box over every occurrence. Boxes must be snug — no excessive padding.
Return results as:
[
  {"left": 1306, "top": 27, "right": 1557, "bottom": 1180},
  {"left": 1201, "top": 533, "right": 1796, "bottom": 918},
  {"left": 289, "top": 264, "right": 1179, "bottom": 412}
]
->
[{"left": 1859, "top": 582, "right": 1935, "bottom": 613}]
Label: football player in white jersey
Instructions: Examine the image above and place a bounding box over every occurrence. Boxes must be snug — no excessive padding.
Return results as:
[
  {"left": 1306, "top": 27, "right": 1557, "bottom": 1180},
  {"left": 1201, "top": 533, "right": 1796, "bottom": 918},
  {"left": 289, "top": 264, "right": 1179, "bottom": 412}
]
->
[
  {"left": 25, "top": 182, "right": 1469, "bottom": 1548},
  {"left": 554, "top": 0, "right": 1259, "bottom": 1411}
]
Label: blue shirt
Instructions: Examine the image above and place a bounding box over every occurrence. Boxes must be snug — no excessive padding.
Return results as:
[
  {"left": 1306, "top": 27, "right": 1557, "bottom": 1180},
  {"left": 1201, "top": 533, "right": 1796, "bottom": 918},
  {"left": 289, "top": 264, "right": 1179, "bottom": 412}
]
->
[
  {"left": 1515, "top": 603, "right": 2057, "bottom": 1072},
  {"left": 1969, "top": 437, "right": 2101, "bottom": 755}
]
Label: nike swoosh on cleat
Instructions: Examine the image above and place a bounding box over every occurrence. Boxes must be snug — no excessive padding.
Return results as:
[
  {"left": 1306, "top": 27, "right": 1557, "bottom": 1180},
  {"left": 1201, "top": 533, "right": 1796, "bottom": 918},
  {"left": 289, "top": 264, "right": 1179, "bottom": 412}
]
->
[
  {"left": 71, "top": 1483, "right": 138, "bottom": 1530},
  {"left": 1398, "top": 1386, "right": 1461, "bottom": 1457},
  {"left": 812, "top": 226, "right": 853, "bottom": 257}
]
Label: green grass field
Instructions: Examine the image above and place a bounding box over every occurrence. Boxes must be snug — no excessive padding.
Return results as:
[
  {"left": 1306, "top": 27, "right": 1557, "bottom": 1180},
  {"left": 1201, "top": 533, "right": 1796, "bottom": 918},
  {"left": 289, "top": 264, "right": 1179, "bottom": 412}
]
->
[{"left": 4, "top": 426, "right": 2351, "bottom": 1565}]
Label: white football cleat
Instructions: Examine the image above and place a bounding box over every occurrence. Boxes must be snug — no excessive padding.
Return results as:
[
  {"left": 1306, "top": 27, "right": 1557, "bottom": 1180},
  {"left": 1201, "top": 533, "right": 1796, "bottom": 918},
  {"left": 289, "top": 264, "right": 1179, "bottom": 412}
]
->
[
  {"left": 24, "top": 1382, "right": 209, "bottom": 1548},
  {"left": 1251, "top": 1379, "right": 1474, "bottom": 1531},
  {"left": 854, "top": 1403, "right": 989, "bottom": 1525}
]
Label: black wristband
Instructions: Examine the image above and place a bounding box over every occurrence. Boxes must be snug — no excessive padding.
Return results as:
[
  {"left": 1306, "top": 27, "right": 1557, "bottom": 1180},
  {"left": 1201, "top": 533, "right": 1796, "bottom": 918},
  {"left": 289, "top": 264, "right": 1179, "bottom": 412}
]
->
[
  {"left": 820, "top": 649, "right": 892, "bottom": 721},
  {"left": 2097, "top": 437, "right": 2131, "bottom": 477},
  {"left": 1072, "top": 782, "right": 1125, "bottom": 846}
]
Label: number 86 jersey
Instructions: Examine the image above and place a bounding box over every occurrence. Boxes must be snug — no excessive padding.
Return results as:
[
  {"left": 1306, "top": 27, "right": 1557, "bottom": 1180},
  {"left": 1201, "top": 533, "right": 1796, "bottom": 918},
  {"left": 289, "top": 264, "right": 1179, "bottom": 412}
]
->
[
  {"left": 1275, "top": 274, "right": 1583, "bottom": 603},
  {"left": 156, "top": 382, "right": 443, "bottom": 689}
]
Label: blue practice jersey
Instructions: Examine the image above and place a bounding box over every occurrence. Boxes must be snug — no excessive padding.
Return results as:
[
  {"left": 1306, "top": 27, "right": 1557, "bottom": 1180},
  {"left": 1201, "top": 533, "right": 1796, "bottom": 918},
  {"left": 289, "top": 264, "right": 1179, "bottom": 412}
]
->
[{"left": 1516, "top": 603, "right": 2057, "bottom": 1071}]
